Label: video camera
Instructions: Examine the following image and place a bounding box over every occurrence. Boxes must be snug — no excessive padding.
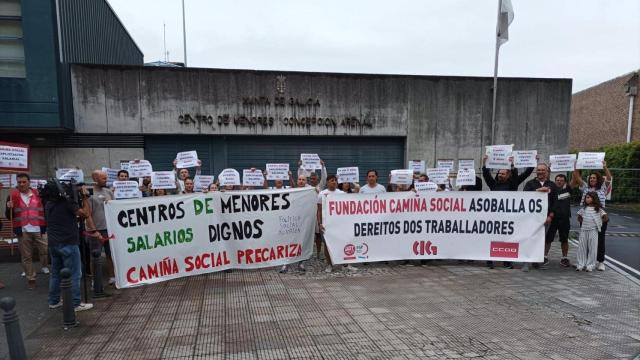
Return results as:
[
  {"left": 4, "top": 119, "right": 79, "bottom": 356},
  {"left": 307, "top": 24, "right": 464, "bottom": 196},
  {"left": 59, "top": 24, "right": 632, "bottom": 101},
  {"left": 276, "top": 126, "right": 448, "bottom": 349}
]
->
[{"left": 39, "top": 178, "right": 86, "bottom": 204}]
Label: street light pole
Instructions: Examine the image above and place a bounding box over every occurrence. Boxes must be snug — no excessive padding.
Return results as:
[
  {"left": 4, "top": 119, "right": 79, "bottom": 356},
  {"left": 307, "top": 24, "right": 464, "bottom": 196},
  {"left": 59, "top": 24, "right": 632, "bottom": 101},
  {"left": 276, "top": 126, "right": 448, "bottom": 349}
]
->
[{"left": 182, "top": 0, "right": 187, "bottom": 67}]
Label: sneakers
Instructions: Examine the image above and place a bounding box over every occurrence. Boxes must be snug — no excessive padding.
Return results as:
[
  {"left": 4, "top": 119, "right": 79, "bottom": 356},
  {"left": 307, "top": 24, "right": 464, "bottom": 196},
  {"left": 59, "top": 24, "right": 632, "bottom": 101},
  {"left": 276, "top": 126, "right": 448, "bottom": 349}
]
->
[
  {"left": 343, "top": 264, "right": 358, "bottom": 272},
  {"left": 560, "top": 258, "right": 571, "bottom": 267},
  {"left": 279, "top": 265, "right": 288, "bottom": 274},
  {"left": 542, "top": 257, "right": 549, "bottom": 267},
  {"left": 74, "top": 303, "right": 94, "bottom": 312},
  {"left": 48, "top": 301, "right": 63, "bottom": 309},
  {"left": 596, "top": 262, "right": 605, "bottom": 271},
  {"left": 521, "top": 263, "right": 530, "bottom": 272},
  {"left": 20, "top": 272, "right": 25, "bottom": 277},
  {"left": 585, "top": 266, "right": 594, "bottom": 272},
  {"left": 41, "top": 267, "right": 50, "bottom": 274},
  {"left": 297, "top": 263, "right": 306, "bottom": 273},
  {"left": 575, "top": 266, "right": 583, "bottom": 271},
  {"left": 324, "top": 265, "right": 333, "bottom": 273}
]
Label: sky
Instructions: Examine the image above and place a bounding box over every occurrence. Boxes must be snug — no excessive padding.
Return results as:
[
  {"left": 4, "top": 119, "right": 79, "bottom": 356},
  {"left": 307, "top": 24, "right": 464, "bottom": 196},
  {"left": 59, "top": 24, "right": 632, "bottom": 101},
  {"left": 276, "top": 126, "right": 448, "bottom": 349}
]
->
[{"left": 107, "top": 0, "right": 640, "bottom": 93}]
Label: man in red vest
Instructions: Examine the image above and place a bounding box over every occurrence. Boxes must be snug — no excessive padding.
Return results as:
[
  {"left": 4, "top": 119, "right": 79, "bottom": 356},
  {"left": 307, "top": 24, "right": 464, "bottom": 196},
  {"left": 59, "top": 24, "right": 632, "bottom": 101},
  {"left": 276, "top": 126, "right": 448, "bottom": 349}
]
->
[{"left": 5, "top": 173, "right": 48, "bottom": 289}]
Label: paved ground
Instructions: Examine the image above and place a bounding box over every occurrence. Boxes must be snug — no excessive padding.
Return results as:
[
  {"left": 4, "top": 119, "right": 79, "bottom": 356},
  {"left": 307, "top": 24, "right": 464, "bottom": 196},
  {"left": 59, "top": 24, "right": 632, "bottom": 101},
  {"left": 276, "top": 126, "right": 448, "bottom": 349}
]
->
[{"left": 1, "top": 242, "right": 639, "bottom": 360}]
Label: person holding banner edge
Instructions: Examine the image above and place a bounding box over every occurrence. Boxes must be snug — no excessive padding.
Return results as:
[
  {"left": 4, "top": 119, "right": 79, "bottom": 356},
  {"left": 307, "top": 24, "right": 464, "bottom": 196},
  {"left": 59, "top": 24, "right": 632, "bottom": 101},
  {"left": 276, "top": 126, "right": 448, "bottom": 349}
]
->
[
  {"left": 482, "top": 154, "right": 534, "bottom": 269},
  {"left": 570, "top": 161, "right": 612, "bottom": 271}
]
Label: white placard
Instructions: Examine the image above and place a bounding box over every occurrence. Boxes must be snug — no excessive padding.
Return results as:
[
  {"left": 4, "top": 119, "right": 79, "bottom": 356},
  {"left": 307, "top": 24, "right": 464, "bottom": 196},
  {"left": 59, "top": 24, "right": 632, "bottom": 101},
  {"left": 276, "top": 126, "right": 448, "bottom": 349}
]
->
[
  {"left": 29, "top": 179, "right": 47, "bottom": 189},
  {"left": 113, "top": 180, "right": 142, "bottom": 199},
  {"left": 458, "top": 159, "right": 475, "bottom": 170},
  {"left": 337, "top": 167, "right": 359, "bottom": 183},
  {"left": 176, "top": 151, "right": 199, "bottom": 169},
  {"left": 266, "top": 163, "right": 290, "bottom": 180},
  {"left": 218, "top": 169, "right": 241, "bottom": 186},
  {"left": 576, "top": 152, "right": 605, "bottom": 170},
  {"left": 0, "top": 142, "right": 29, "bottom": 171},
  {"left": 128, "top": 160, "right": 153, "bottom": 178},
  {"left": 151, "top": 171, "right": 177, "bottom": 190},
  {"left": 485, "top": 145, "right": 513, "bottom": 169},
  {"left": 243, "top": 169, "right": 265, "bottom": 187},
  {"left": 194, "top": 175, "right": 215, "bottom": 191},
  {"left": 0, "top": 174, "right": 13, "bottom": 187},
  {"left": 56, "top": 168, "right": 84, "bottom": 182},
  {"left": 101, "top": 167, "right": 119, "bottom": 187},
  {"left": 300, "top": 153, "right": 322, "bottom": 170},
  {"left": 456, "top": 169, "right": 477, "bottom": 187},
  {"left": 513, "top": 150, "right": 538, "bottom": 168},
  {"left": 549, "top": 154, "right": 577, "bottom": 172},
  {"left": 408, "top": 160, "right": 426, "bottom": 174},
  {"left": 390, "top": 169, "right": 414, "bottom": 185},
  {"left": 414, "top": 181, "right": 438, "bottom": 192},
  {"left": 426, "top": 168, "right": 450, "bottom": 185},
  {"left": 323, "top": 191, "right": 547, "bottom": 264},
  {"left": 120, "top": 161, "right": 130, "bottom": 171},
  {"left": 104, "top": 188, "right": 316, "bottom": 288},
  {"left": 436, "top": 159, "right": 455, "bottom": 172}
]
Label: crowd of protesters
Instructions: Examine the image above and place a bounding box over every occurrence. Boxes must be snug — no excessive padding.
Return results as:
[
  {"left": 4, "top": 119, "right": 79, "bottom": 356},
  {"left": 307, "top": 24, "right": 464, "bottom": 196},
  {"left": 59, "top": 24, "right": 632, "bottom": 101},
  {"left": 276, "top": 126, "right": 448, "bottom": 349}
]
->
[{"left": 0, "top": 154, "right": 613, "bottom": 308}]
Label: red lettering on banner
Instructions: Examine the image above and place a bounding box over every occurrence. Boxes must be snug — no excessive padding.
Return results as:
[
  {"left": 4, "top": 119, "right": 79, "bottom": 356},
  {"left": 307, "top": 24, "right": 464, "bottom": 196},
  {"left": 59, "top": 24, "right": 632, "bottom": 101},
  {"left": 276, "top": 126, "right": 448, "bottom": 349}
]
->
[
  {"left": 389, "top": 198, "right": 428, "bottom": 213},
  {"left": 237, "top": 244, "right": 302, "bottom": 264},
  {"left": 329, "top": 199, "right": 388, "bottom": 215},
  {"left": 429, "top": 198, "right": 466, "bottom": 212},
  {"left": 126, "top": 257, "right": 179, "bottom": 284},
  {"left": 185, "top": 251, "right": 231, "bottom": 272},
  {"left": 489, "top": 241, "right": 519, "bottom": 258},
  {"left": 412, "top": 240, "right": 438, "bottom": 256}
]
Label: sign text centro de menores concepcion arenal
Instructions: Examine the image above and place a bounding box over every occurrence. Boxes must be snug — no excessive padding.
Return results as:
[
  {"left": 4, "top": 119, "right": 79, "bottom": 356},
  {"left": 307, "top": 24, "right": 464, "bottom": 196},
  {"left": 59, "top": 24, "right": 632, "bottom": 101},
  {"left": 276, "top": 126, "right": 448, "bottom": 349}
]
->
[{"left": 105, "top": 188, "right": 317, "bottom": 288}]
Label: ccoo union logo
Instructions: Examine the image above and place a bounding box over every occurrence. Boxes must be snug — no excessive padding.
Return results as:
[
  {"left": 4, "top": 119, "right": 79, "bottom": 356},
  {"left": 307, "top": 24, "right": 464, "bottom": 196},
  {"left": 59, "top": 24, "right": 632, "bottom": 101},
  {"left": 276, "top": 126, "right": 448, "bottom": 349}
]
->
[
  {"left": 490, "top": 241, "right": 519, "bottom": 258},
  {"left": 343, "top": 243, "right": 369, "bottom": 260}
]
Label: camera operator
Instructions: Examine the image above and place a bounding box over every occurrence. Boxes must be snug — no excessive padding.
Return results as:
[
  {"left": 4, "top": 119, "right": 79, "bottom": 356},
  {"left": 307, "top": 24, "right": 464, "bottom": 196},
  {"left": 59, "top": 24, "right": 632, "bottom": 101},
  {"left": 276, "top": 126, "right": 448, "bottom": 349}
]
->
[
  {"left": 44, "top": 180, "right": 94, "bottom": 311},
  {"left": 5, "top": 173, "right": 49, "bottom": 289}
]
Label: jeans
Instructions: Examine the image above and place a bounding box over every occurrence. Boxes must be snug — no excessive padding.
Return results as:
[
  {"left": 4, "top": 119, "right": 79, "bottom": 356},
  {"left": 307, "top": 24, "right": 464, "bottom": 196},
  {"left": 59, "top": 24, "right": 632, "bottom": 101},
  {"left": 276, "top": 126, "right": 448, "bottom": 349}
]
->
[{"left": 48, "top": 244, "right": 82, "bottom": 307}]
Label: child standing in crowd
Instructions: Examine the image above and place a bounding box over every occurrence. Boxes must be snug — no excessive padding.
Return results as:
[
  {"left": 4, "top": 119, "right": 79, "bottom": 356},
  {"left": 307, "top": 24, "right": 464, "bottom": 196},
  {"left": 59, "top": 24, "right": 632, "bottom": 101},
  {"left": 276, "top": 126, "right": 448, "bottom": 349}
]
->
[{"left": 576, "top": 192, "right": 608, "bottom": 272}]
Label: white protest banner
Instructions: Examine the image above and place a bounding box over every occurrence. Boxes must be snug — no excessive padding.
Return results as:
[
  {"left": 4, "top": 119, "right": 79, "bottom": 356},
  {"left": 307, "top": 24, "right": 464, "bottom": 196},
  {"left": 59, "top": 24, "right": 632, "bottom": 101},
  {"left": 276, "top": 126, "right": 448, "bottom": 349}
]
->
[
  {"left": 56, "top": 168, "right": 84, "bottom": 182},
  {"left": 300, "top": 153, "right": 321, "bottom": 170},
  {"left": 0, "top": 141, "right": 29, "bottom": 171},
  {"left": 176, "top": 151, "right": 199, "bottom": 169},
  {"left": 0, "top": 174, "right": 13, "bottom": 187},
  {"left": 128, "top": 160, "right": 153, "bottom": 178},
  {"left": 29, "top": 179, "right": 47, "bottom": 189},
  {"left": 512, "top": 150, "right": 537, "bottom": 168},
  {"left": 194, "top": 175, "right": 215, "bottom": 191},
  {"left": 456, "top": 169, "right": 476, "bottom": 187},
  {"left": 120, "top": 161, "right": 130, "bottom": 171},
  {"left": 426, "top": 168, "right": 450, "bottom": 185},
  {"left": 219, "top": 169, "right": 241, "bottom": 186},
  {"left": 576, "top": 152, "right": 605, "bottom": 170},
  {"left": 243, "top": 169, "right": 265, "bottom": 187},
  {"left": 322, "top": 191, "right": 546, "bottom": 264},
  {"left": 458, "top": 159, "right": 475, "bottom": 170},
  {"left": 337, "top": 167, "right": 359, "bottom": 183},
  {"left": 102, "top": 167, "right": 119, "bottom": 187},
  {"left": 151, "top": 171, "right": 177, "bottom": 190},
  {"left": 436, "top": 159, "right": 455, "bottom": 172},
  {"left": 485, "top": 145, "right": 513, "bottom": 169},
  {"left": 113, "top": 181, "right": 142, "bottom": 199},
  {"left": 105, "top": 188, "right": 316, "bottom": 288},
  {"left": 390, "top": 169, "right": 414, "bottom": 185},
  {"left": 266, "top": 163, "right": 290, "bottom": 180},
  {"left": 408, "top": 160, "right": 425, "bottom": 174},
  {"left": 549, "top": 154, "right": 576, "bottom": 172},
  {"left": 414, "top": 181, "right": 438, "bottom": 192}
]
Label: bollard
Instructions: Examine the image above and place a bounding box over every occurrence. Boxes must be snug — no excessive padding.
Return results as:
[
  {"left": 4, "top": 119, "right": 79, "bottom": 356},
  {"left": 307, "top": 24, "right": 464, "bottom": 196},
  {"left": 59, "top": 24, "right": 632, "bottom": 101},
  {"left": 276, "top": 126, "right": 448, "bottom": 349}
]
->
[
  {"left": 92, "top": 250, "right": 107, "bottom": 298},
  {"left": 60, "top": 268, "right": 78, "bottom": 329},
  {"left": 1, "top": 296, "right": 27, "bottom": 360}
]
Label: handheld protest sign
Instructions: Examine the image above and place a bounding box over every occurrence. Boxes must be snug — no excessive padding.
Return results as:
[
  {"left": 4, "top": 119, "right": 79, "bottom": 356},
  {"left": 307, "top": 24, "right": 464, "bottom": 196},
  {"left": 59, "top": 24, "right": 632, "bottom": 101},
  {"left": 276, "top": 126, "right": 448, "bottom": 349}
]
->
[
  {"left": 426, "top": 168, "right": 449, "bottom": 185},
  {"left": 0, "top": 141, "right": 30, "bottom": 172},
  {"left": 390, "top": 169, "right": 413, "bottom": 185},
  {"left": 456, "top": 169, "right": 476, "bottom": 187},
  {"left": 151, "top": 171, "right": 177, "bottom": 190},
  {"left": 194, "top": 175, "right": 214, "bottom": 191},
  {"left": 485, "top": 145, "right": 513, "bottom": 169},
  {"left": 549, "top": 154, "right": 576, "bottom": 172},
  {"left": 176, "top": 151, "right": 199, "bottom": 168},
  {"left": 337, "top": 167, "right": 359, "bottom": 183},
  {"left": 414, "top": 181, "right": 438, "bottom": 192},
  {"left": 56, "top": 168, "right": 84, "bottom": 182},
  {"left": 300, "top": 153, "right": 321, "bottom": 170},
  {"left": 102, "top": 167, "right": 119, "bottom": 187},
  {"left": 436, "top": 159, "right": 455, "bottom": 172},
  {"left": 218, "top": 169, "right": 241, "bottom": 186},
  {"left": 512, "top": 150, "right": 537, "bottom": 168},
  {"left": 0, "top": 174, "right": 14, "bottom": 187},
  {"left": 576, "top": 152, "right": 605, "bottom": 169},
  {"left": 408, "top": 160, "right": 425, "bottom": 174},
  {"left": 113, "top": 181, "right": 142, "bottom": 199},
  {"left": 128, "top": 160, "right": 153, "bottom": 178},
  {"left": 458, "top": 159, "right": 475, "bottom": 170},
  {"left": 266, "top": 163, "right": 289, "bottom": 180},
  {"left": 243, "top": 169, "right": 265, "bottom": 187}
]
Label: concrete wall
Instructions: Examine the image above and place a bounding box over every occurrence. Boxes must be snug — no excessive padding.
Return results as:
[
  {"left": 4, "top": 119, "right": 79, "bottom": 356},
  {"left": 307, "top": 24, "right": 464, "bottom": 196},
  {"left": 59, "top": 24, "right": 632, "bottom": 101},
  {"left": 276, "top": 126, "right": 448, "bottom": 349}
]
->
[
  {"left": 71, "top": 65, "right": 572, "bottom": 167},
  {"left": 570, "top": 71, "right": 640, "bottom": 150}
]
